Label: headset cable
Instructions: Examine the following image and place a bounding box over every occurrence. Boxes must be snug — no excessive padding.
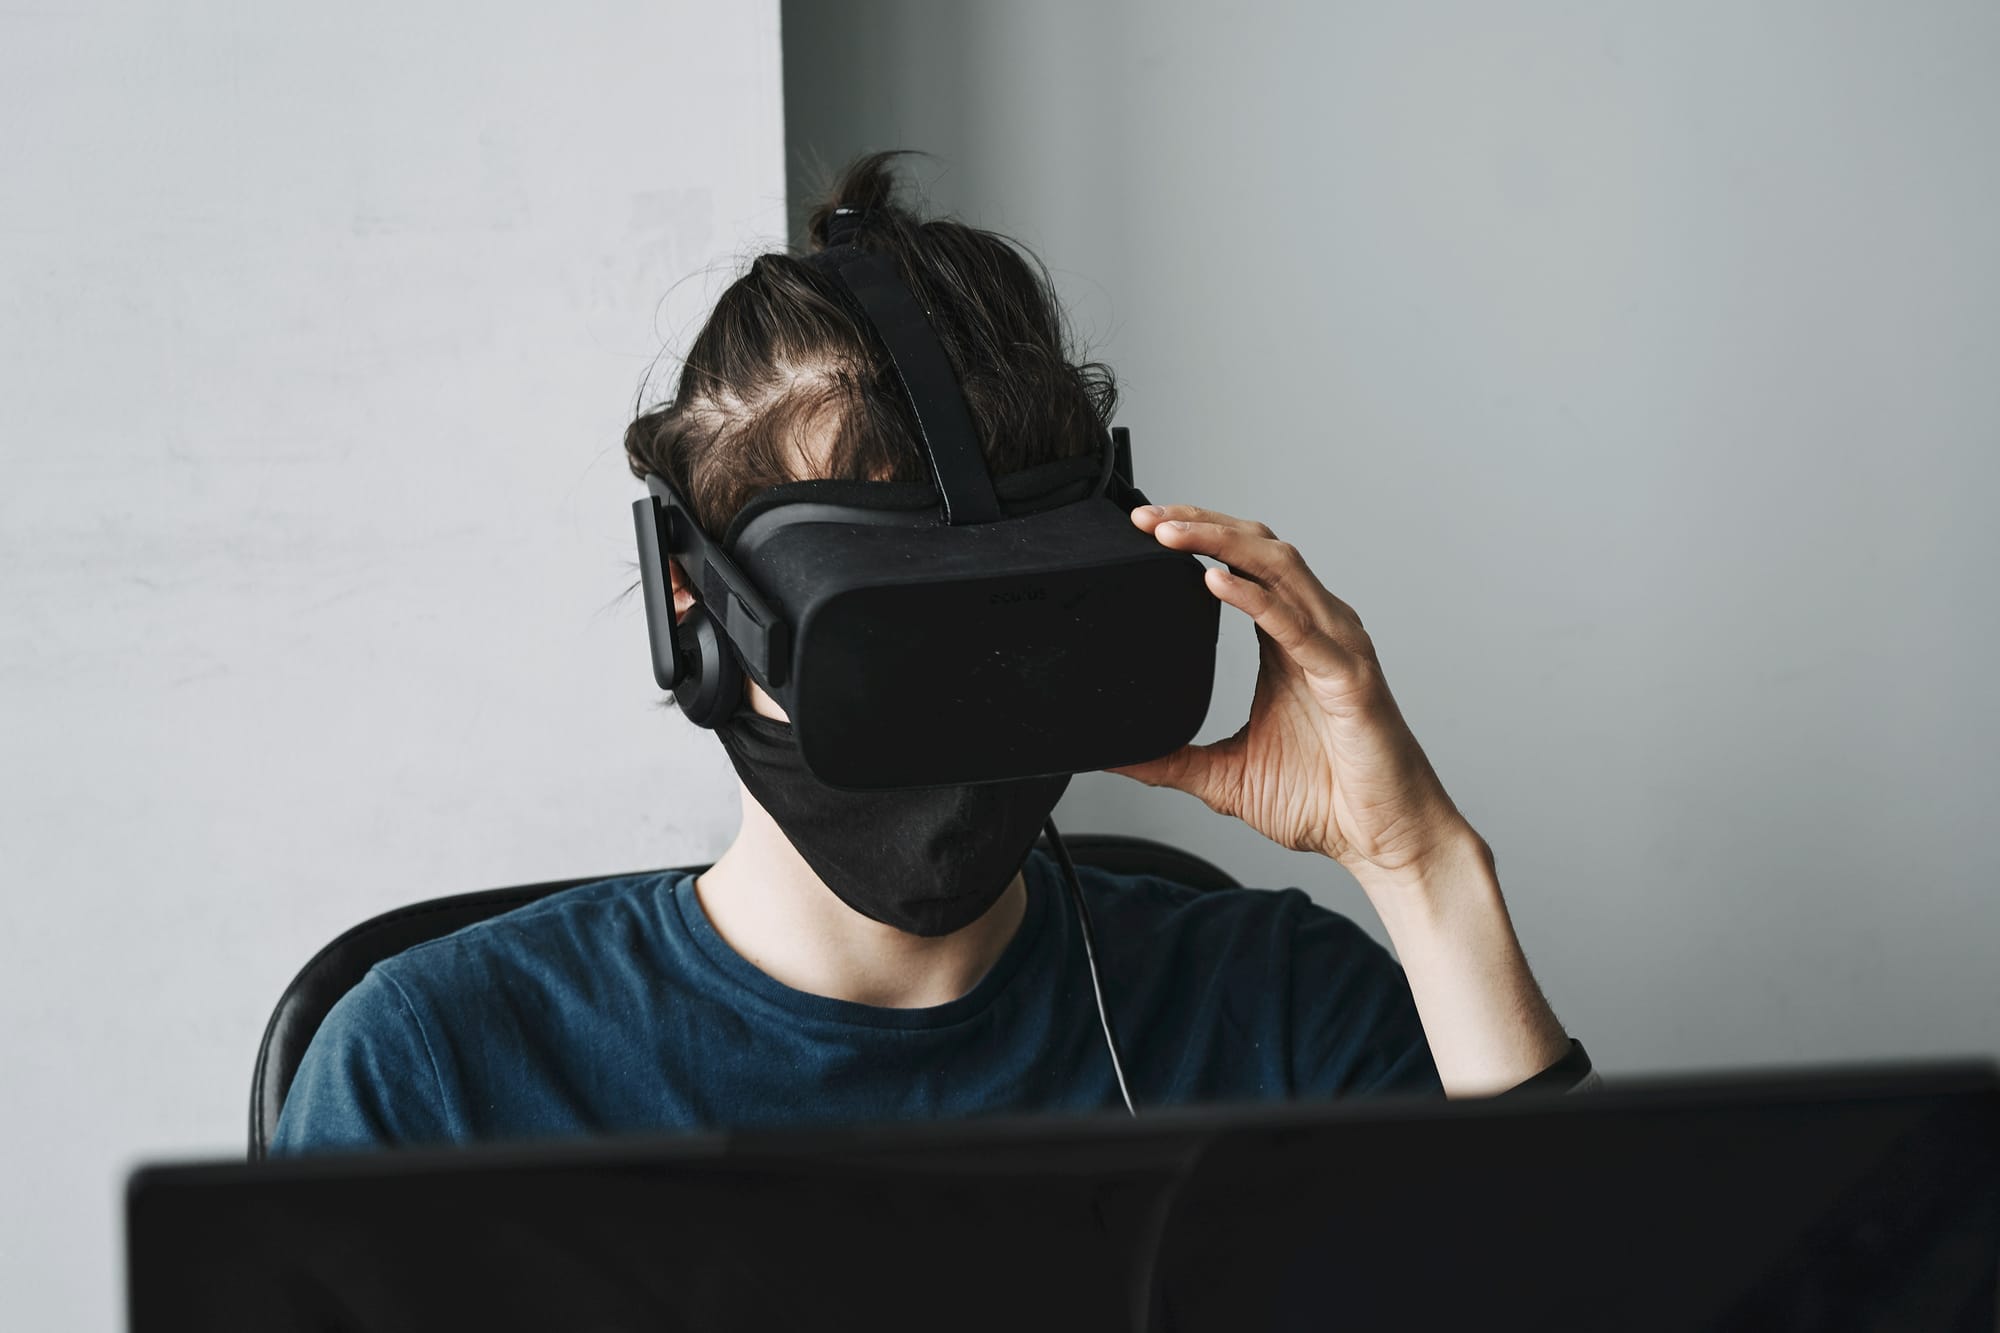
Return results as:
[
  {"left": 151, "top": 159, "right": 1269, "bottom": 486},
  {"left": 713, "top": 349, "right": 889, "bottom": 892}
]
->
[{"left": 1043, "top": 817, "right": 1137, "bottom": 1116}]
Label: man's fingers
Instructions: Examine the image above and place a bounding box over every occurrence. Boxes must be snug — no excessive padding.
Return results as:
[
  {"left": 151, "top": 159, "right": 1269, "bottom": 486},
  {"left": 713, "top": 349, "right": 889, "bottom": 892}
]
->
[
  {"left": 1154, "top": 519, "right": 1310, "bottom": 590},
  {"left": 1204, "top": 566, "right": 1362, "bottom": 686},
  {"left": 1134, "top": 504, "right": 1367, "bottom": 632},
  {"left": 1131, "top": 503, "right": 1274, "bottom": 541}
]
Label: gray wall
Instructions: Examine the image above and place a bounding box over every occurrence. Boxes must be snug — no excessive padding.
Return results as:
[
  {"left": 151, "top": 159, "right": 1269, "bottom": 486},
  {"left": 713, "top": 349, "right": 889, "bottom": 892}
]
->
[
  {"left": 0, "top": 4, "right": 784, "bottom": 1327},
  {"left": 784, "top": 1, "right": 2000, "bottom": 1074}
]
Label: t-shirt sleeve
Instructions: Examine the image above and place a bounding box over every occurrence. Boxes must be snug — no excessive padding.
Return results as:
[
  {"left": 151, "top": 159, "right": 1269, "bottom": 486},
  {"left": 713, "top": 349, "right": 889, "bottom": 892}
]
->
[
  {"left": 268, "top": 965, "right": 455, "bottom": 1154},
  {"left": 1283, "top": 895, "right": 1444, "bottom": 1098}
]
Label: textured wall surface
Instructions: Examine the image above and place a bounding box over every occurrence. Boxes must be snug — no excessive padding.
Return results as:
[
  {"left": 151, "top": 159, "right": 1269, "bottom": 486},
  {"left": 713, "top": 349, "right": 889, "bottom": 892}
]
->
[
  {"left": 784, "top": 1, "right": 2000, "bottom": 1075},
  {"left": 0, "top": 3, "right": 783, "bottom": 1326}
]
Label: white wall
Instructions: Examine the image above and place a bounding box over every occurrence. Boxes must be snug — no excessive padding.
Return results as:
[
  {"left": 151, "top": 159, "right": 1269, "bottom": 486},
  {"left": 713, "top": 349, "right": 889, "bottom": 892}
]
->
[
  {"left": 0, "top": 3, "right": 784, "bottom": 1327},
  {"left": 784, "top": 1, "right": 2000, "bottom": 1072}
]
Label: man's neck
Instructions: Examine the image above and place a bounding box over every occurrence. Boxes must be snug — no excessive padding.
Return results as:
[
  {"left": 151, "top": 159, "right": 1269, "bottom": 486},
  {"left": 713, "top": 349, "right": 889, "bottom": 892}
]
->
[{"left": 691, "top": 786, "right": 1028, "bottom": 1009}]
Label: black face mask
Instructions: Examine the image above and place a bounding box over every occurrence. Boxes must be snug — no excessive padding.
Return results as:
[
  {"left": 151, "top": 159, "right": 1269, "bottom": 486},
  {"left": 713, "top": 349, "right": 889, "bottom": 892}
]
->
[{"left": 714, "top": 708, "right": 1072, "bottom": 937}]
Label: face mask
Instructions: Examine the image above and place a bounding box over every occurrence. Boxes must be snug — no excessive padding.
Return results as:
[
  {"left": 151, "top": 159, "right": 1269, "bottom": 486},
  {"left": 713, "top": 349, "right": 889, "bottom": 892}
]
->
[{"left": 714, "top": 707, "right": 1072, "bottom": 937}]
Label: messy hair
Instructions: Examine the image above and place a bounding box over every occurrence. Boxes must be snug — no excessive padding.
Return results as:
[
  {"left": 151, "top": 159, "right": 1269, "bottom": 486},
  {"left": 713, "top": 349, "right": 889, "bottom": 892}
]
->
[{"left": 623, "top": 150, "right": 1118, "bottom": 539}]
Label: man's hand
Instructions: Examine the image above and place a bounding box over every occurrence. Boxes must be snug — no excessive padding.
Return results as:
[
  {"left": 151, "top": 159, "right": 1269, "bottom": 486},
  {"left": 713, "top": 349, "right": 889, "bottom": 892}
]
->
[
  {"left": 1110, "top": 504, "right": 1474, "bottom": 891},
  {"left": 1112, "top": 502, "right": 1576, "bottom": 1095}
]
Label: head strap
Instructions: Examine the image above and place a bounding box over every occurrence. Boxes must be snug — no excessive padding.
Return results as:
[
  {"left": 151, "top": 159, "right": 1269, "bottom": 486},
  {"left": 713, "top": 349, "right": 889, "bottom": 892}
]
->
[{"left": 804, "top": 225, "right": 1003, "bottom": 526}]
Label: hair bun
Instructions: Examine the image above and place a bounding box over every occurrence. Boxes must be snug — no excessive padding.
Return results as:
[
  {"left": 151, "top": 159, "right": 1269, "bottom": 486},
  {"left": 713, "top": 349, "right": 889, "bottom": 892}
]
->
[
  {"left": 804, "top": 150, "right": 913, "bottom": 251},
  {"left": 823, "top": 206, "right": 873, "bottom": 248}
]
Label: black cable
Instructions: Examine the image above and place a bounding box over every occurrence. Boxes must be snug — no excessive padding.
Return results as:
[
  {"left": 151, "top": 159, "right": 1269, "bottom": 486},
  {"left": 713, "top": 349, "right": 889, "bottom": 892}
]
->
[{"left": 1044, "top": 817, "right": 1137, "bottom": 1116}]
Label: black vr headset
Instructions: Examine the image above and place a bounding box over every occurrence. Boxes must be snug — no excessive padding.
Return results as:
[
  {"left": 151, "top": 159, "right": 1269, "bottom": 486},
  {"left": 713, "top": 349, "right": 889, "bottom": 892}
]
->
[{"left": 632, "top": 213, "right": 1219, "bottom": 791}]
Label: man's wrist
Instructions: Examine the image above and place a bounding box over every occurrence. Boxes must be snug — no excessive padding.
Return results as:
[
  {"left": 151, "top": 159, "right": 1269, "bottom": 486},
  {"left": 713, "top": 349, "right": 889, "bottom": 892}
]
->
[
  {"left": 1347, "top": 822, "right": 1575, "bottom": 1093},
  {"left": 1346, "top": 821, "right": 1497, "bottom": 921}
]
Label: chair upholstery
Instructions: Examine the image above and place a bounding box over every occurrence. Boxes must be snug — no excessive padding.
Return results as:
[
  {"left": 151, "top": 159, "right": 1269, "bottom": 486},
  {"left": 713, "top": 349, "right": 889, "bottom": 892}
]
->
[{"left": 248, "top": 832, "right": 1239, "bottom": 1158}]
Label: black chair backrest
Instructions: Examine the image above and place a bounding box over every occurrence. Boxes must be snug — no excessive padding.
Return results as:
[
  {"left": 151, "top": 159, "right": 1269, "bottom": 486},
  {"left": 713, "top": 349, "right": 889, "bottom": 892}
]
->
[{"left": 249, "top": 833, "right": 1239, "bottom": 1158}]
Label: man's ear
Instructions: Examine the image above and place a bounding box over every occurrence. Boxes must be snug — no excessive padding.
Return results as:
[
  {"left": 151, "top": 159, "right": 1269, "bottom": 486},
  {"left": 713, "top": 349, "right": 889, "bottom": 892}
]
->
[{"left": 668, "top": 556, "right": 697, "bottom": 626}]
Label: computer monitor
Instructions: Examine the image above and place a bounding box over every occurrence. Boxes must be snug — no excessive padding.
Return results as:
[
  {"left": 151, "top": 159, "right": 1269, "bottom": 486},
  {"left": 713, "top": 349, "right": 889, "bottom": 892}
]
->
[{"left": 127, "top": 1062, "right": 1998, "bottom": 1332}]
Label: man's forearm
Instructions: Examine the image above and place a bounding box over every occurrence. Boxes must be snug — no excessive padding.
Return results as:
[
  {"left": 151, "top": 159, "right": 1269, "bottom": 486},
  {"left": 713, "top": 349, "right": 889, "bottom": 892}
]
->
[{"left": 1351, "top": 827, "right": 1572, "bottom": 1097}]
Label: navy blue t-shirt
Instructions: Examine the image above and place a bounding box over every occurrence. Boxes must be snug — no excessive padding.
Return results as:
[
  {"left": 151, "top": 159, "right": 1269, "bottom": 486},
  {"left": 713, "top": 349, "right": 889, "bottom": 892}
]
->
[{"left": 271, "top": 848, "right": 1442, "bottom": 1153}]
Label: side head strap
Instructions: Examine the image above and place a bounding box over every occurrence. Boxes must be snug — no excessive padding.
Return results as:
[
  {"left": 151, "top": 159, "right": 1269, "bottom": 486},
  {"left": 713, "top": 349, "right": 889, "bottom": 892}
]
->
[
  {"left": 633, "top": 474, "right": 789, "bottom": 690},
  {"left": 809, "top": 241, "right": 1002, "bottom": 526}
]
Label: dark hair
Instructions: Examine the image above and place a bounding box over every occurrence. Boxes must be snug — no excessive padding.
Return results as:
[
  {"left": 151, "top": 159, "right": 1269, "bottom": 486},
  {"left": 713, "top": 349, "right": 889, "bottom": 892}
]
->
[{"left": 623, "top": 150, "right": 1118, "bottom": 540}]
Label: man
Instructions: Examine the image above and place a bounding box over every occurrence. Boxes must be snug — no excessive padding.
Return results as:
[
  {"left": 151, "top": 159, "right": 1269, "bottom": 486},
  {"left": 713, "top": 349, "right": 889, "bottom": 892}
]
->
[
  {"left": 273, "top": 159, "right": 1591, "bottom": 1155},
  {"left": 273, "top": 483, "right": 1590, "bottom": 1154}
]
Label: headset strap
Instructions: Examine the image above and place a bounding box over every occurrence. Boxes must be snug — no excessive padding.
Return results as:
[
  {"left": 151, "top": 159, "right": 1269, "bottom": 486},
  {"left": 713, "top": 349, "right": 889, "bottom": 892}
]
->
[
  {"left": 638, "top": 475, "right": 789, "bottom": 688},
  {"left": 812, "top": 245, "right": 1003, "bottom": 526},
  {"left": 1105, "top": 425, "right": 1152, "bottom": 510}
]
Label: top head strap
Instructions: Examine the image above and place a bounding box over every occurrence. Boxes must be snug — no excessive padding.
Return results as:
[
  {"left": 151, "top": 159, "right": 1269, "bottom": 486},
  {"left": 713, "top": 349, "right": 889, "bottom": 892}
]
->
[{"left": 806, "top": 236, "right": 1003, "bottom": 526}]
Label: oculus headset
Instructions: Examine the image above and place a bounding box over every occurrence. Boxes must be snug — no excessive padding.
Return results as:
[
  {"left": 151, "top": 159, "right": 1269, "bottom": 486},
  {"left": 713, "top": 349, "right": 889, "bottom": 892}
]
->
[
  {"left": 631, "top": 212, "right": 1220, "bottom": 792},
  {"left": 632, "top": 208, "right": 1223, "bottom": 1113}
]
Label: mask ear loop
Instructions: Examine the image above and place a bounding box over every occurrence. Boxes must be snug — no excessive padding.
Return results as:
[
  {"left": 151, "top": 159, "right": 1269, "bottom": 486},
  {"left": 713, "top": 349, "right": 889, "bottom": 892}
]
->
[{"left": 1043, "top": 817, "right": 1137, "bottom": 1116}]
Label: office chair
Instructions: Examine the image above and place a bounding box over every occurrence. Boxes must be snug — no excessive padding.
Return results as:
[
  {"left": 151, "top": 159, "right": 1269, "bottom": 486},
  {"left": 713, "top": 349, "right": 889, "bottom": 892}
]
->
[{"left": 249, "top": 833, "right": 1240, "bottom": 1158}]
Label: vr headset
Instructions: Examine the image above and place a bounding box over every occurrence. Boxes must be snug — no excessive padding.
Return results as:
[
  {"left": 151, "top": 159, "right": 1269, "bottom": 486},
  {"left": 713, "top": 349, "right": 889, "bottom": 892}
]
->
[{"left": 632, "top": 217, "right": 1219, "bottom": 791}]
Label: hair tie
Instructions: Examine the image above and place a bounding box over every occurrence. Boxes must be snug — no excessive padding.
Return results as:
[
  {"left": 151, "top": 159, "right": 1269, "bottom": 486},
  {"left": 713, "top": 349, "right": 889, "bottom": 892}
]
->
[{"left": 823, "top": 205, "right": 873, "bottom": 249}]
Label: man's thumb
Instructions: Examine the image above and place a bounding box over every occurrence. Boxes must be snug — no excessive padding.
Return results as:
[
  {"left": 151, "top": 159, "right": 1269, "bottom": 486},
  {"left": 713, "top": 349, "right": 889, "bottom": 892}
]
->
[{"left": 1106, "top": 742, "right": 1225, "bottom": 810}]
